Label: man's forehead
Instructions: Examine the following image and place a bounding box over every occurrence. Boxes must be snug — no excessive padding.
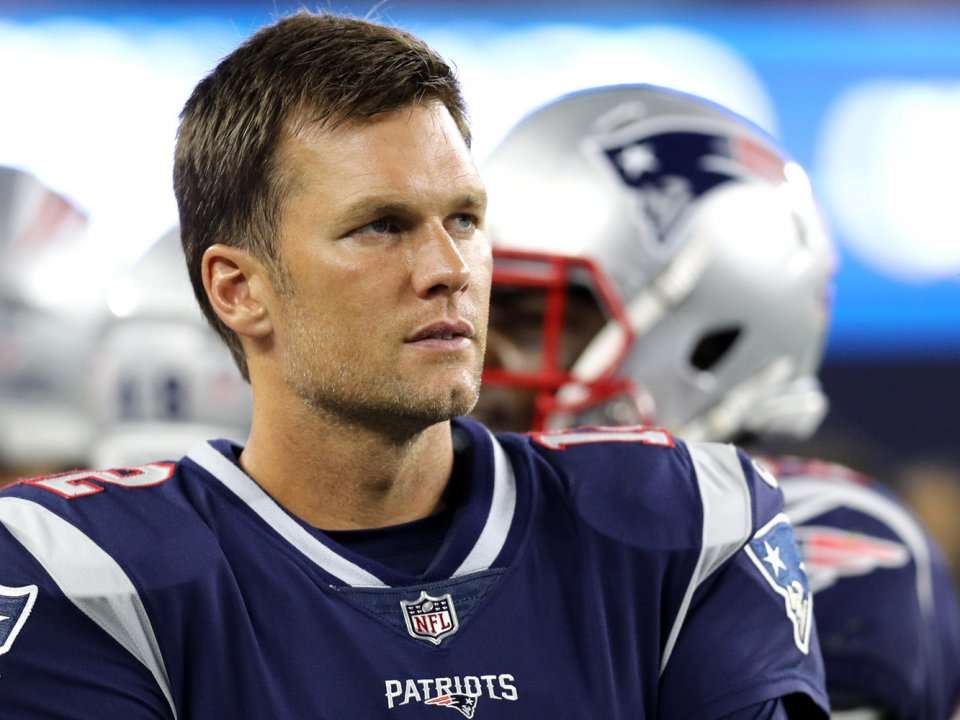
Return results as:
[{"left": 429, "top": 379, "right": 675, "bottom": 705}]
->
[
  {"left": 284, "top": 100, "right": 468, "bottom": 162},
  {"left": 279, "top": 105, "right": 482, "bottom": 208},
  {"left": 293, "top": 157, "right": 486, "bottom": 222}
]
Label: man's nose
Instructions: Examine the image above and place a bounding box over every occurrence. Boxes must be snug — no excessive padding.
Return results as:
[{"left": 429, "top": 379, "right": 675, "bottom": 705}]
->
[{"left": 410, "top": 221, "right": 471, "bottom": 298}]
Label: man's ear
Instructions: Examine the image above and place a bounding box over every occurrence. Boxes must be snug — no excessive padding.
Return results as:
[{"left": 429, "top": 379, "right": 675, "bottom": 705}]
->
[{"left": 202, "top": 244, "right": 274, "bottom": 340}]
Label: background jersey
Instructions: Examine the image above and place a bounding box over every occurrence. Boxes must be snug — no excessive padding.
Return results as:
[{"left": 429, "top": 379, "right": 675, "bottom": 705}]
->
[
  {"left": 765, "top": 456, "right": 960, "bottom": 719},
  {"left": 0, "top": 418, "right": 827, "bottom": 719}
]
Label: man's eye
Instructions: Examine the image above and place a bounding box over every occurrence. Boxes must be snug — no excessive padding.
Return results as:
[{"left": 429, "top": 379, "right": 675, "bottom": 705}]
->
[
  {"left": 451, "top": 214, "right": 478, "bottom": 233},
  {"left": 358, "top": 218, "right": 401, "bottom": 235}
]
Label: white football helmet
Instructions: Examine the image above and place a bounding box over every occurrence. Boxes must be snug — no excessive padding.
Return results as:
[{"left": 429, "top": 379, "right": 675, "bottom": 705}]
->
[
  {"left": 89, "top": 227, "right": 252, "bottom": 467},
  {"left": 479, "top": 85, "right": 834, "bottom": 442},
  {"left": 0, "top": 166, "right": 96, "bottom": 470}
]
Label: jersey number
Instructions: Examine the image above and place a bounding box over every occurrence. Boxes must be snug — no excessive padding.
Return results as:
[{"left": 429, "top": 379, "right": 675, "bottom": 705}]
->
[{"left": 22, "top": 464, "right": 175, "bottom": 499}]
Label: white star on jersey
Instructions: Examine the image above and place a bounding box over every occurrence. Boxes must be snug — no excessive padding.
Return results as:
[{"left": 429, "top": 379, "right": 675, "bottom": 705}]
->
[{"left": 762, "top": 541, "right": 788, "bottom": 577}]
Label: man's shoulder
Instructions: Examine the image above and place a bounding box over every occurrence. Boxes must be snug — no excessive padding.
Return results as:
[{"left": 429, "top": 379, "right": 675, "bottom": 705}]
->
[
  {"left": 518, "top": 425, "right": 689, "bottom": 490},
  {"left": 497, "top": 425, "right": 783, "bottom": 552},
  {"left": 0, "top": 455, "right": 224, "bottom": 587},
  {"left": 0, "top": 460, "right": 213, "bottom": 719}
]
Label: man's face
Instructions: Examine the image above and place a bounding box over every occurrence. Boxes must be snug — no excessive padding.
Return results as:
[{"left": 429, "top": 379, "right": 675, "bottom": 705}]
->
[{"left": 269, "top": 101, "right": 490, "bottom": 433}]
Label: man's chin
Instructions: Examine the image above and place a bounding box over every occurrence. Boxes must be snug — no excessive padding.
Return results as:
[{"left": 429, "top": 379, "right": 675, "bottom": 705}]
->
[
  {"left": 292, "top": 366, "right": 481, "bottom": 435},
  {"left": 409, "top": 365, "right": 481, "bottom": 409},
  {"left": 415, "top": 383, "right": 480, "bottom": 423}
]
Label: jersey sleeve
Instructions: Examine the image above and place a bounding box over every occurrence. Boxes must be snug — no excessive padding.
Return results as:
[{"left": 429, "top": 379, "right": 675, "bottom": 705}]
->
[
  {"left": 0, "top": 497, "right": 175, "bottom": 719},
  {"left": 657, "top": 444, "right": 829, "bottom": 720}
]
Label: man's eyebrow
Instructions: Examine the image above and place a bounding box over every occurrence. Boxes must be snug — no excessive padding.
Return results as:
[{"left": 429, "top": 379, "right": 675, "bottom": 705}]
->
[
  {"left": 458, "top": 191, "right": 488, "bottom": 211},
  {"left": 338, "top": 191, "right": 488, "bottom": 224},
  {"left": 338, "top": 200, "right": 413, "bottom": 224}
]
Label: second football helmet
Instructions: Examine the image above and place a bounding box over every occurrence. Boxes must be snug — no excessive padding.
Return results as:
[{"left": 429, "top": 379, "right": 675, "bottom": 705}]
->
[
  {"left": 0, "top": 166, "right": 96, "bottom": 470},
  {"left": 89, "top": 227, "right": 252, "bottom": 467},
  {"left": 479, "top": 85, "right": 834, "bottom": 441}
]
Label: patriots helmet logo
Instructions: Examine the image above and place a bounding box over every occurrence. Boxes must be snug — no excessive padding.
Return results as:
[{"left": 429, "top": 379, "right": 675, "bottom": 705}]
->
[
  {"left": 744, "top": 514, "right": 814, "bottom": 654},
  {"left": 425, "top": 693, "right": 479, "bottom": 718},
  {"left": 586, "top": 110, "right": 785, "bottom": 252}
]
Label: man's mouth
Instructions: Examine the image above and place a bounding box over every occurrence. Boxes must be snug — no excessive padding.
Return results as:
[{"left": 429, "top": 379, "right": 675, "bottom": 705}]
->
[
  {"left": 407, "top": 320, "right": 475, "bottom": 343},
  {"left": 406, "top": 320, "right": 475, "bottom": 348}
]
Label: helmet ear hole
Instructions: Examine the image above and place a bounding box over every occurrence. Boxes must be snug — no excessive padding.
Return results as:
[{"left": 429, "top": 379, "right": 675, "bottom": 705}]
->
[{"left": 690, "top": 326, "right": 742, "bottom": 372}]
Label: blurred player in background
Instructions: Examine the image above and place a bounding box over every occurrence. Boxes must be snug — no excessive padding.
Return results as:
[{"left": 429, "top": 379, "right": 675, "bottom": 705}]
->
[
  {"left": 475, "top": 84, "right": 960, "bottom": 719},
  {"left": 89, "top": 226, "right": 251, "bottom": 468},
  {"left": 0, "top": 166, "right": 95, "bottom": 487}
]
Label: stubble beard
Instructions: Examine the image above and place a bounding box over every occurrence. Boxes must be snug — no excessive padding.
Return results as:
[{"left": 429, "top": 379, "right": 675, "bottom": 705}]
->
[{"left": 280, "top": 296, "right": 484, "bottom": 439}]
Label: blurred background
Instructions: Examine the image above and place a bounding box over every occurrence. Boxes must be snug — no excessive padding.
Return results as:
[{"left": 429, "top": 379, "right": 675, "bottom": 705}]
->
[{"left": 0, "top": 0, "right": 958, "bottom": 569}]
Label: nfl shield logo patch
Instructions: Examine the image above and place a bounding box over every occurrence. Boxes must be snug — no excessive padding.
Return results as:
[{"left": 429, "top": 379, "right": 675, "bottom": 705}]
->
[
  {"left": 0, "top": 583, "right": 38, "bottom": 656},
  {"left": 401, "top": 591, "right": 459, "bottom": 646},
  {"left": 744, "top": 514, "right": 814, "bottom": 655}
]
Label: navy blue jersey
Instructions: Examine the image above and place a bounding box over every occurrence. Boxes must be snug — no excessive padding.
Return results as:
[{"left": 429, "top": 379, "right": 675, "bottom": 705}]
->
[
  {"left": 0, "top": 418, "right": 827, "bottom": 718},
  {"left": 764, "top": 456, "right": 960, "bottom": 719}
]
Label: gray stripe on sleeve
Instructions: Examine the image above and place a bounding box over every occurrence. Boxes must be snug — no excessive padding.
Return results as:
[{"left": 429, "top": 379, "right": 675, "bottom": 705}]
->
[
  {"left": 660, "top": 442, "right": 753, "bottom": 676},
  {"left": 0, "top": 497, "right": 178, "bottom": 718}
]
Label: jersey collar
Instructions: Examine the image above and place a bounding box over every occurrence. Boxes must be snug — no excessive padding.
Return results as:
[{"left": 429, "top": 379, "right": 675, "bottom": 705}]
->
[{"left": 184, "top": 417, "right": 518, "bottom": 588}]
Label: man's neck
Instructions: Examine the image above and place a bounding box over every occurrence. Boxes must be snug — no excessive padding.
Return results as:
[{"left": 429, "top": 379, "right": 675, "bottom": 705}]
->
[{"left": 238, "top": 391, "right": 455, "bottom": 531}]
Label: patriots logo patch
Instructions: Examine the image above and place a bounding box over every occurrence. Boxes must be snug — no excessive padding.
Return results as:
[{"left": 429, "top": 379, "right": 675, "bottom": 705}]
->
[
  {"left": 425, "top": 693, "right": 479, "bottom": 718},
  {"left": 794, "top": 526, "right": 910, "bottom": 593},
  {"left": 0, "top": 583, "right": 38, "bottom": 656},
  {"left": 744, "top": 514, "right": 814, "bottom": 654}
]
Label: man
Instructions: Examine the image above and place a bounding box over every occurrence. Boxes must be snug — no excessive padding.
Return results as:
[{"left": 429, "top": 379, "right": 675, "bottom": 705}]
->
[
  {"left": 0, "top": 14, "right": 827, "bottom": 718},
  {"left": 0, "top": 166, "right": 94, "bottom": 487},
  {"left": 474, "top": 83, "right": 960, "bottom": 718}
]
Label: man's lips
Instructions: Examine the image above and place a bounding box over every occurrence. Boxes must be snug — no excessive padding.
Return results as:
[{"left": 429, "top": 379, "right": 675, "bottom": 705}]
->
[{"left": 405, "top": 320, "right": 476, "bottom": 345}]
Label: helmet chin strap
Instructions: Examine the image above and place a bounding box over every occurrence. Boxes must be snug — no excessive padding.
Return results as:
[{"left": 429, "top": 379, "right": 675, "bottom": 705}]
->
[
  {"left": 568, "top": 226, "right": 716, "bottom": 385},
  {"left": 678, "top": 358, "right": 828, "bottom": 443},
  {"left": 548, "top": 226, "right": 716, "bottom": 430}
]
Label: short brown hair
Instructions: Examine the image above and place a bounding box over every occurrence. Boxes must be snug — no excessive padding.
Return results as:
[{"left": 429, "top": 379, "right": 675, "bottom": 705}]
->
[{"left": 174, "top": 11, "right": 470, "bottom": 380}]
